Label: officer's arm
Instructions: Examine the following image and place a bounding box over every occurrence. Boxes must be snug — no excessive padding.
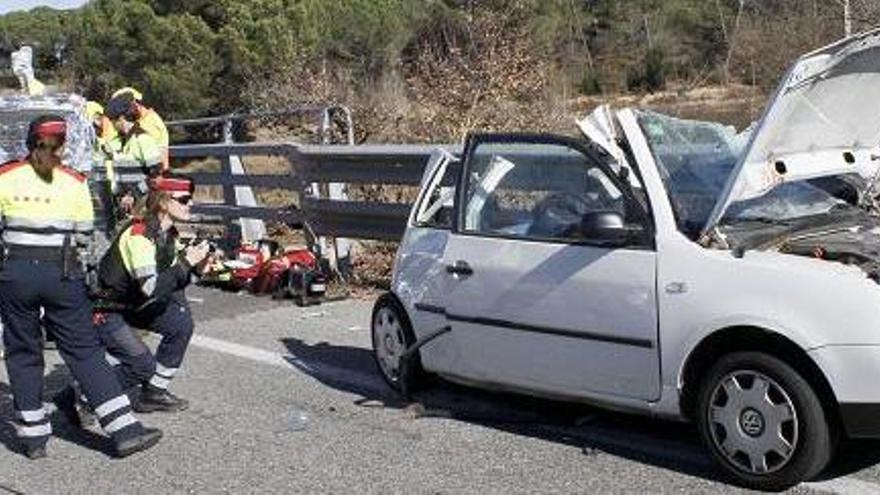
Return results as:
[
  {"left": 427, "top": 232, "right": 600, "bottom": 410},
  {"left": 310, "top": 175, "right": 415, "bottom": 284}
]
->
[
  {"left": 72, "top": 179, "right": 95, "bottom": 248},
  {"left": 151, "top": 113, "right": 170, "bottom": 171},
  {"left": 138, "top": 266, "right": 190, "bottom": 300}
]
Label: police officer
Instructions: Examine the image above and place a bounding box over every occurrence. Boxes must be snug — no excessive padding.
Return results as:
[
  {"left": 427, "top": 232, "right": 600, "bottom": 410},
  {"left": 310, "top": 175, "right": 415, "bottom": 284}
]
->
[
  {"left": 104, "top": 93, "right": 164, "bottom": 222},
  {"left": 110, "top": 87, "right": 169, "bottom": 171},
  {"left": 84, "top": 172, "right": 206, "bottom": 412},
  {"left": 0, "top": 115, "right": 162, "bottom": 458}
]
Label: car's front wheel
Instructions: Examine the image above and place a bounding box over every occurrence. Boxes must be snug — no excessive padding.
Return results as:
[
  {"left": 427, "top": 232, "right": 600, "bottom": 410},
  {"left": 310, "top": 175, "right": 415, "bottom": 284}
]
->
[
  {"left": 696, "top": 352, "right": 835, "bottom": 491},
  {"left": 370, "top": 293, "right": 425, "bottom": 394}
]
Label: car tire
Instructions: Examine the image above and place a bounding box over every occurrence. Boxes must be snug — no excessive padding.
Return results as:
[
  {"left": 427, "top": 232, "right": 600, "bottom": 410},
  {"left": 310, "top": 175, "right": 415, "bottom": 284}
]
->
[
  {"left": 371, "top": 293, "right": 426, "bottom": 395},
  {"left": 696, "top": 351, "right": 835, "bottom": 491}
]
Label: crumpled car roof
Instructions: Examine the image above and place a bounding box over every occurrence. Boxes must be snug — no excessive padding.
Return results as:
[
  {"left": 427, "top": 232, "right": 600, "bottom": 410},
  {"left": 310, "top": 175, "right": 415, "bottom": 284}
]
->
[{"left": 0, "top": 94, "right": 96, "bottom": 172}]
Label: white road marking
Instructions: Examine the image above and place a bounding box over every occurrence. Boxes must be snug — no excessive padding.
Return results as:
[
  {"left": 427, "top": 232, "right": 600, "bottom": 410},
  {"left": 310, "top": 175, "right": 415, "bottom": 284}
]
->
[
  {"left": 189, "top": 333, "right": 880, "bottom": 494},
  {"left": 188, "top": 334, "right": 383, "bottom": 392},
  {"left": 803, "top": 477, "right": 880, "bottom": 494},
  {"left": 190, "top": 334, "right": 302, "bottom": 370}
]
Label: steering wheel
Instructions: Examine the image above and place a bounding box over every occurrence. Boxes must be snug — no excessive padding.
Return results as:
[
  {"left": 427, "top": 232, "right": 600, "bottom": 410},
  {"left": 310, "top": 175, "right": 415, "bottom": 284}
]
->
[{"left": 527, "top": 192, "right": 593, "bottom": 238}]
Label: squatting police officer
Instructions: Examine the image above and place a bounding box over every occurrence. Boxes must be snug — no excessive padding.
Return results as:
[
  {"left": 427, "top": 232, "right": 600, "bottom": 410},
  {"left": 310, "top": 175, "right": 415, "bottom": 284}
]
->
[{"left": 55, "top": 173, "right": 207, "bottom": 413}]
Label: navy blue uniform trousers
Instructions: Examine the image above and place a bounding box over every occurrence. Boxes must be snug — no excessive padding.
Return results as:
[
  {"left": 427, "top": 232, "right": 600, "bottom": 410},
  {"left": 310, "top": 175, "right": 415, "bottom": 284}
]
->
[
  {"left": 0, "top": 259, "right": 143, "bottom": 448},
  {"left": 97, "top": 290, "right": 193, "bottom": 393}
]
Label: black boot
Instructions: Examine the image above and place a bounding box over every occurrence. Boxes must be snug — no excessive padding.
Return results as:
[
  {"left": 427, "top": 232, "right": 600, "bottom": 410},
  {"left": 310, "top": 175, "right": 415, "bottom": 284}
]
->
[
  {"left": 134, "top": 385, "right": 189, "bottom": 413},
  {"left": 52, "top": 386, "right": 98, "bottom": 428},
  {"left": 22, "top": 444, "right": 47, "bottom": 460},
  {"left": 114, "top": 427, "right": 163, "bottom": 458},
  {"left": 52, "top": 386, "right": 82, "bottom": 428}
]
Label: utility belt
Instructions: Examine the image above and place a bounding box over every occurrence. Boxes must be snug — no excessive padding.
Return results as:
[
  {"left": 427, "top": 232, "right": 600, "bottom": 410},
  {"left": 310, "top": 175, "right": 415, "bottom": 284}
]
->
[
  {"left": 1, "top": 238, "right": 81, "bottom": 280},
  {"left": 92, "top": 297, "right": 132, "bottom": 314},
  {"left": 4, "top": 244, "right": 75, "bottom": 262},
  {"left": 91, "top": 289, "right": 167, "bottom": 321}
]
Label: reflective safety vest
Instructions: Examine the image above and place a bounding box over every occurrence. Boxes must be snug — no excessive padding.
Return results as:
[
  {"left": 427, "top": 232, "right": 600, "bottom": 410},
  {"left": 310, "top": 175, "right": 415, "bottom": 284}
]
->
[
  {"left": 98, "top": 218, "right": 190, "bottom": 307},
  {"left": 0, "top": 160, "right": 94, "bottom": 248},
  {"left": 138, "top": 108, "right": 169, "bottom": 171},
  {"left": 94, "top": 116, "right": 120, "bottom": 186},
  {"left": 98, "top": 116, "right": 119, "bottom": 146},
  {"left": 109, "top": 128, "right": 163, "bottom": 192}
]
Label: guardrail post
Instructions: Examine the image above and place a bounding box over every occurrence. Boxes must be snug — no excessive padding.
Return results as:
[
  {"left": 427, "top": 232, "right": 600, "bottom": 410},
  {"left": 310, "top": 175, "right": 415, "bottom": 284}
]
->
[
  {"left": 223, "top": 117, "right": 266, "bottom": 244},
  {"left": 300, "top": 106, "right": 355, "bottom": 278},
  {"left": 319, "top": 106, "right": 354, "bottom": 278}
]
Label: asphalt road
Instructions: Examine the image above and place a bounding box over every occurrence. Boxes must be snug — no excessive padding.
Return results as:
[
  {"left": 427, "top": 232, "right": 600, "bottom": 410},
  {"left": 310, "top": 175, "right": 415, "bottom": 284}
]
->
[{"left": 1, "top": 285, "right": 880, "bottom": 494}]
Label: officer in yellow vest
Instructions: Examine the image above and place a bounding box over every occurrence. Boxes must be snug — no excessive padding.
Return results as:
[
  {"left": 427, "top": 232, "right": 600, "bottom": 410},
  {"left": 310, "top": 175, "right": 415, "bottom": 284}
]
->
[
  {"left": 87, "top": 173, "right": 207, "bottom": 412},
  {"left": 105, "top": 93, "right": 165, "bottom": 220},
  {"left": 110, "top": 87, "right": 169, "bottom": 171},
  {"left": 0, "top": 115, "right": 162, "bottom": 458},
  {"left": 85, "top": 101, "right": 121, "bottom": 231}
]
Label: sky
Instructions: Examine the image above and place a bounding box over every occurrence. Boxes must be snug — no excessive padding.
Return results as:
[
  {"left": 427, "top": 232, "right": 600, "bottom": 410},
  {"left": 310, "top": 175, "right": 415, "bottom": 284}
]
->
[{"left": 0, "top": 0, "right": 88, "bottom": 15}]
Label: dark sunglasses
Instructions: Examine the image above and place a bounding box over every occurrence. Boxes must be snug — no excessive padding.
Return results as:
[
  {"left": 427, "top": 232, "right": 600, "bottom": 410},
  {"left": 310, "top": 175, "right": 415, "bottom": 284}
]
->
[
  {"left": 172, "top": 195, "right": 193, "bottom": 205},
  {"left": 37, "top": 141, "right": 64, "bottom": 151}
]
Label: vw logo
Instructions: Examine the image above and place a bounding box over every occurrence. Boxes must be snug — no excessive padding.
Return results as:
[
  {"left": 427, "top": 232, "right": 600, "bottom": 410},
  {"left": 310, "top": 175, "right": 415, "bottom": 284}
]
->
[{"left": 739, "top": 408, "right": 765, "bottom": 437}]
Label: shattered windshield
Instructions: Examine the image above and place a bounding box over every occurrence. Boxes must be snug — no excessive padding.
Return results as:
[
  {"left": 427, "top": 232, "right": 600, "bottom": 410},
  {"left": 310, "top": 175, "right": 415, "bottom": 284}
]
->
[
  {"left": 636, "top": 110, "right": 749, "bottom": 237},
  {"left": 636, "top": 110, "right": 863, "bottom": 238},
  {"left": 723, "top": 179, "right": 853, "bottom": 226}
]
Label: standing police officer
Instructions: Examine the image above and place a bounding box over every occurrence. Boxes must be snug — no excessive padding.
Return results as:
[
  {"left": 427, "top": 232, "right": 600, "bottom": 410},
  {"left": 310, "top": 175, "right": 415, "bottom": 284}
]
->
[
  {"left": 104, "top": 93, "right": 164, "bottom": 221},
  {"left": 109, "top": 87, "right": 169, "bottom": 171},
  {"left": 0, "top": 115, "right": 162, "bottom": 459}
]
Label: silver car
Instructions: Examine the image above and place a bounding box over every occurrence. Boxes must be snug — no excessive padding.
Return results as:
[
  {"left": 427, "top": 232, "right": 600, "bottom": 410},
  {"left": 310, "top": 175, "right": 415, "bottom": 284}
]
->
[{"left": 372, "top": 29, "right": 880, "bottom": 490}]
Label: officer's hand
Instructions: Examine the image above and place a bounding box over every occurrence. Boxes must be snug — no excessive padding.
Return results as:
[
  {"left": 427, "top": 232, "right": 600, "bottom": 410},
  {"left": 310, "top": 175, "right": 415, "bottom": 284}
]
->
[
  {"left": 100, "top": 143, "right": 115, "bottom": 159},
  {"left": 185, "top": 241, "right": 210, "bottom": 266},
  {"left": 197, "top": 253, "right": 218, "bottom": 275},
  {"left": 119, "top": 194, "right": 135, "bottom": 212}
]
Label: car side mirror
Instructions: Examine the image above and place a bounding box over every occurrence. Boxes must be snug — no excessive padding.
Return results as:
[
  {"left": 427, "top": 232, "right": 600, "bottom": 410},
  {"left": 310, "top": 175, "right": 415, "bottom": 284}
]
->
[{"left": 577, "top": 211, "right": 644, "bottom": 246}]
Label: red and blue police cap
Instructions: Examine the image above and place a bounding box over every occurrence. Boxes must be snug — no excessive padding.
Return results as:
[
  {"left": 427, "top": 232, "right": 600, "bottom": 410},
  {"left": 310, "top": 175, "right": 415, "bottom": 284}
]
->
[
  {"left": 149, "top": 173, "right": 194, "bottom": 193},
  {"left": 26, "top": 115, "right": 67, "bottom": 151}
]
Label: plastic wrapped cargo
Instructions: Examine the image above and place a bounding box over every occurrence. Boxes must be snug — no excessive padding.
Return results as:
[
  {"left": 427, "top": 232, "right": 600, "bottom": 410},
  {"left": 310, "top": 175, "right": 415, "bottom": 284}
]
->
[{"left": 0, "top": 94, "right": 97, "bottom": 172}]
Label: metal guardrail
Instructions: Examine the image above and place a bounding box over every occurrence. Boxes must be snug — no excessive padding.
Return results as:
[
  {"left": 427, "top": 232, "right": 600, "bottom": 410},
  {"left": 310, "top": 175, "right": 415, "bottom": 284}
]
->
[
  {"left": 165, "top": 107, "right": 462, "bottom": 275},
  {"left": 169, "top": 142, "right": 461, "bottom": 243},
  {"left": 166, "top": 105, "right": 355, "bottom": 146}
]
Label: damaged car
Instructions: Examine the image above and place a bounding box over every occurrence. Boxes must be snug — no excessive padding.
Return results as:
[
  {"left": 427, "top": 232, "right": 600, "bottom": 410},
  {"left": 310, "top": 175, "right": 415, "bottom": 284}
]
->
[{"left": 371, "top": 28, "right": 880, "bottom": 490}]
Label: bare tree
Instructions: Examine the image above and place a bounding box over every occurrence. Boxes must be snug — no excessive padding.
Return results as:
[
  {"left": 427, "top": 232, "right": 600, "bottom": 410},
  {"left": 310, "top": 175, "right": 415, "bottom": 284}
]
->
[
  {"left": 833, "top": 0, "right": 853, "bottom": 37},
  {"left": 719, "top": 0, "right": 746, "bottom": 85}
]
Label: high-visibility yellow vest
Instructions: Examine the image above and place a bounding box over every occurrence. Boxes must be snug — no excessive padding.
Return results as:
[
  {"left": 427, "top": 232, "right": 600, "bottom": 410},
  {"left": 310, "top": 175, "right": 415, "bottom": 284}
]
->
[
  {"left": 110, "top": 130, "right": 163, "bottom": 191},
  {"left": 138, "top": 108, "right": 169, "bottom": 171},
  {"left": 94, "top": 116, "right": 120, "bottom": 187},
  {"left": 0, "top": 161, "right": 94, "bottom": 247},
  {"left": 99, "top": 218, "right": 185, "bottom": 302}
]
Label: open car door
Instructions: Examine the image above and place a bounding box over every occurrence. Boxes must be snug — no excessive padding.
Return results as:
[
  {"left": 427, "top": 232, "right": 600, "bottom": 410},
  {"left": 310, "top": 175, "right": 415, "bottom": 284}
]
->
[{"left": 434, "top": 133, "right": 661, "bottom": 401}]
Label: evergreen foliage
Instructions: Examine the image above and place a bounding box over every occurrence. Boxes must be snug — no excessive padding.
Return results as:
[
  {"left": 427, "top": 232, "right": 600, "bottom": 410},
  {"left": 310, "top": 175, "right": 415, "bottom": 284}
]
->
[{"left": 1, "top": 0, "right": 876, "bottom": 117}]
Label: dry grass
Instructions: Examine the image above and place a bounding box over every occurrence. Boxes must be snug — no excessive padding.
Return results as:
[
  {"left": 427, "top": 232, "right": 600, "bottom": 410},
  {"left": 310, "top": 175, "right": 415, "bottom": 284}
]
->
[{"left": 233, "top": 4, "right": 771, "bottom": 289}]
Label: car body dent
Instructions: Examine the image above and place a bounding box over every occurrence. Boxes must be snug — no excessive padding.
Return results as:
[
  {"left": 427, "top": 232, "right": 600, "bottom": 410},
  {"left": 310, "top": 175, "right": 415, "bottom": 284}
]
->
[{"left": 392, "top": 225, "right": 462, "bottom": 373}]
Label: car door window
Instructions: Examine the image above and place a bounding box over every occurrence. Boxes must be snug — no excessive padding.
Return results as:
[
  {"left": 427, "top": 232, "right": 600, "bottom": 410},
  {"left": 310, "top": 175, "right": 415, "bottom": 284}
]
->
[
  {"left": 415, "top": 153, "right": 459, "bottom": 229},
  {"left": 460, "top": 140, "right": 645, "bottom": 243}
]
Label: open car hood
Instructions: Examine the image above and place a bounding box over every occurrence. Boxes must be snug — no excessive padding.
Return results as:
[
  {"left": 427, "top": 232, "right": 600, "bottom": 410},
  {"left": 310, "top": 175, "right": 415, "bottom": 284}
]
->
[{"left": 703, "top": 28, "right": 880, "bottom": 236}]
